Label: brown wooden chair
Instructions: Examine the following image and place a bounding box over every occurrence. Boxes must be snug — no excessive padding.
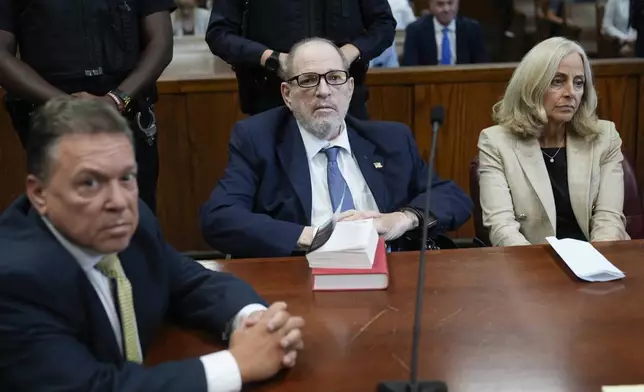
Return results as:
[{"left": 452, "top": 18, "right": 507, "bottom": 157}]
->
[
  {"left": 469, "top": 155, "right": 644, "bottom": 244},
  {"left": 621, "top": 157, "right": 644, "bottom": 239},
  {"left": 469, "top": 157, "right": 491, "bottom": 246}
]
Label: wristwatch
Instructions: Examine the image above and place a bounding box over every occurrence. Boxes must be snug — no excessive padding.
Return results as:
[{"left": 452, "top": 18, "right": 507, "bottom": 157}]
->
[
  {"left": 399, "top": 207, "right": 438, "bottom": 230},
  {"left": 264, "top": 51, "right": 281, "bottom": 72},
  {"left": 107, "top": 89, "right": 132, "bottom": 113}
]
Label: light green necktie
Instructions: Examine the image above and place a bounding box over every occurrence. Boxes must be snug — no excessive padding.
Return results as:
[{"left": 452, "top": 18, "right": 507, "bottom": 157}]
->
[{"left": 96, "top": 254, "right": 142, "bottom": 364}]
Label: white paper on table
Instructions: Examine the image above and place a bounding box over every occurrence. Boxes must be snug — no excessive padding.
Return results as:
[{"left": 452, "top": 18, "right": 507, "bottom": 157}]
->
[
  {"left": 603, "top": 386, "right": 644, "bottom": 391},
  {"left": 546, "top": 236, "right": 625, "bottom": 282}
]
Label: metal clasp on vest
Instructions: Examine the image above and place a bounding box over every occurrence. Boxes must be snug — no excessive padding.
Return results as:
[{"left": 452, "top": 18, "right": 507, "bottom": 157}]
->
[
  {"left": 84, "top": 67, "right": 104, "bottom": 77},
  {"left": 136, "top": 107, "right": 157, "bottom": 146}
]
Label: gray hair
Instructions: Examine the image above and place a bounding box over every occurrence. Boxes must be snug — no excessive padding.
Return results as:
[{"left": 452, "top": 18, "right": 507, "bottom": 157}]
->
[
  {"left": 492, "top": 37, "right": 600, "bottom": 139},
  {"left": 284, "top": 37, "right": 351, "bottom": 79},
  {"left": 27, "top": 97, "right": 134, "bottom": 181}
]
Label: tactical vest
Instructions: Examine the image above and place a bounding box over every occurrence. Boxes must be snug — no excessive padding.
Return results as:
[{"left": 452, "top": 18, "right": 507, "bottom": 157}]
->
[{"left": 16, "top": 0, "right": 141, "bottom": 84}]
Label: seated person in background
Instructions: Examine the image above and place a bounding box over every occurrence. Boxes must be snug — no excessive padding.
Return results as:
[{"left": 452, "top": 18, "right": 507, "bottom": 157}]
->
[
  {"left": 0, "top": 97, "right": 304, "bottom": 391},
  {"left": 389, "top": 0, "right": 418, "bottom": 29},
  {"left": 370, "top": 44, "right": 400, "bottom": 68},
  {"left": 603, "top": 0, "right": 638, "bottom": 56},
  {"left": 200, "top": 37, "right": 473, "bottom": 258},
  {"left": 401, "top": 0, "right": 488, "bottom": 66},
  {"left": 370, "top": 0, "right": 417, "bottom": 68},
  {"left": 478, "top": 37, "right": 630, "bottom": 247},
  {"left": 172, "top": 0, "right": 211, "bottom": 37}
]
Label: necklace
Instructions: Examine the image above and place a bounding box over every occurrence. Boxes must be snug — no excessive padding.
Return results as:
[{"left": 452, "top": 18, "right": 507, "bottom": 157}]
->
[{"left": 541, "top": 148, "right": 561, "bottom": 163}]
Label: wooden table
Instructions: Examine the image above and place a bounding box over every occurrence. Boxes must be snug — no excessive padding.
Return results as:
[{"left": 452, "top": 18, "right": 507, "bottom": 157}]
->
[{"left": 147, "top": 241, "right": 644, "bottom": 391}]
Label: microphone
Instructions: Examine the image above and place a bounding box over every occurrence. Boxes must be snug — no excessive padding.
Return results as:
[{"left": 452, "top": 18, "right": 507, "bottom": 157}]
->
[{"left": 377, "top": 106, "right": 448, "bottom": 392}]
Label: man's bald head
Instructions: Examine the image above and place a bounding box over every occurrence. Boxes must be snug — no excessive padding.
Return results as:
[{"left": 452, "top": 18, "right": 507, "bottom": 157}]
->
[{"left": 284, "top": 38, "right": 350, "bottom": 80}]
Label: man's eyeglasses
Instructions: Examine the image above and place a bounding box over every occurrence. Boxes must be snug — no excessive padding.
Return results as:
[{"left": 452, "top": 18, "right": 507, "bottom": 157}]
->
[{"left": 287, "top": 70, "right": 349, "bottom": 88}]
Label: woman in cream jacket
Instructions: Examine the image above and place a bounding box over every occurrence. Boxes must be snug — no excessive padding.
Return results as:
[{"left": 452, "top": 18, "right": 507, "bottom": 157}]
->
[{"left": 477, "top": 37, "right": 630, "bottom": 247}]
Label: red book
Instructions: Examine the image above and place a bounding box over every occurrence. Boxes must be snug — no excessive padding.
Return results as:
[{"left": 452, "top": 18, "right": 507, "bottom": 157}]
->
[{"left": 311, "top": 238, "right": 389, "bottom": 291}]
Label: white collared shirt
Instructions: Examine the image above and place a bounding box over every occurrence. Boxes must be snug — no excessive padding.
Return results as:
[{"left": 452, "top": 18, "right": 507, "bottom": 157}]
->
[
  {"left": 433, "top": 17, "right": 457, "bottom": 65},
  {"left": 297, "top": 121, "right": 380, "bottom": 227},
  {"left": 42, "top": 217, "right": 264, "bottom": 392}
]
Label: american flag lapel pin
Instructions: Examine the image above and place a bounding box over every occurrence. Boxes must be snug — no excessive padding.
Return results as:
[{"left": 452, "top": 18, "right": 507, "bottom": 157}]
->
[{"left": 373, "top": 161, "right": 383, "bottom": 169}]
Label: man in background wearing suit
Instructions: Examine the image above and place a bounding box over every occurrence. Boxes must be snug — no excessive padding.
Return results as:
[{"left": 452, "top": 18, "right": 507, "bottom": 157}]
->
[
  {"left": 0, "top": 98, "right": 304, "bottom": 391},
  {"left": 401, "top": 0, "right": 489, "bottom": 66},
  {"left": 200, "top": 37, "right": 473, "bottom": 259}
]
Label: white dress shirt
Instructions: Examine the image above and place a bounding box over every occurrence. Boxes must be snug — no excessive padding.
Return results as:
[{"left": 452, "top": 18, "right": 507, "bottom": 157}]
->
[
  {"left": 42, "top": 217, "right": 266, "bottom": 392},
  {"left": 433, "top": 17, "right": 457, "bottom": 64},
  {"left": 602, "top": 0, "right": 637, "bottom": 41},
  {"left": 297, "top": 121, "right": 380, "bottom": 227},
  {"left": 388, "top": 0, "right": 417, "bottom": 30},
  {"left": 171, "top": 8, "right": 211, "bottom": 37}
]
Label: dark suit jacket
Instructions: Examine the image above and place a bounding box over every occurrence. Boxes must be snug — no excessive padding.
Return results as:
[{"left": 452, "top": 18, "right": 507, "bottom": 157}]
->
[
  {"left": 632, "top": 0, "right": 644, "bottom": 56},
  {"left": 199, "top": 107, "right": 473, "bottom": 258},
  {"left": 0, "top": 196, "right": 266, "bottom": 392},
  {"left": 401, "top": 15, "right": 489, "bottom": 66}
]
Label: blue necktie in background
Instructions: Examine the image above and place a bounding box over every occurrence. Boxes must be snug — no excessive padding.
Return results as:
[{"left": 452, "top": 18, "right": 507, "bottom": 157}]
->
[
  {"left": 440, "top": 27, "right": 451, "bottom": 65},
  {"left": 324, "top": 146, "right": 355, "bottom": 212}
]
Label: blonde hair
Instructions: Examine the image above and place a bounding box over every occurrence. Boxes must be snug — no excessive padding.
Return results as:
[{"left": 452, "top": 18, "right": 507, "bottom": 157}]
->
[{"left": 492, "top": 37, "right": 600, "bottom": 139}]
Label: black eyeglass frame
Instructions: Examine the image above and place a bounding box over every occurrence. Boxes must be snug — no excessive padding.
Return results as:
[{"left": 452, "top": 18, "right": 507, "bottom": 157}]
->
[{"left": 286, "top": 70, "right": 350, "bottom": 88}]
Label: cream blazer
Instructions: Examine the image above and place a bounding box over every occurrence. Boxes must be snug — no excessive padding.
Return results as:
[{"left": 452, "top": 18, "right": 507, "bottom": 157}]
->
[{"left": 477, "top": 120, "right": 630, "bottom": 247}]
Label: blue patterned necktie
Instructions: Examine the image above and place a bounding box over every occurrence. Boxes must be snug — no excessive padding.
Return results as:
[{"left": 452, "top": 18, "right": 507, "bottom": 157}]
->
[
  {"left": 324, "top": 146, "right": 355, "bottom": 212},
  {"left": 440, "top": 26, "right": 451, "bottom": 65}
]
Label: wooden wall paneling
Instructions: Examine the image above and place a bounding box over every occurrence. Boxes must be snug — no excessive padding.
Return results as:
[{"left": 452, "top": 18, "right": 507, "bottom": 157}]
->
[
  {"left": 412, "top": 81, "right": 508, "bottom": 238},
  {"left": 0, "top": 98, "right": 26, "bottom": 211},
  {"left": 594, "top": 75, "right": 640, "bottom": 164},
  {"left": 155, "top": 93, "right": 194, "bottom": 251},
  {"left": 183, "top": 91, "right": 246, "bottom": 251},
  {"left": 366, "top": 85, "right": 414, "bottom": 128},
  {"left": 637, "top": 76, "right": 644, "bottom": 192}
]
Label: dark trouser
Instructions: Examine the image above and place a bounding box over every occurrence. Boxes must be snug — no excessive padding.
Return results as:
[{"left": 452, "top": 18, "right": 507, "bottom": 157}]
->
[
  {"left": 636, "top": 31, "right": 644, "bottom": 58},
  {"left": 128, "top": 111, "right": 159, "bottom": 213},
  {"left": 5, "top": 99, "right": 159, "bottom": 214}
]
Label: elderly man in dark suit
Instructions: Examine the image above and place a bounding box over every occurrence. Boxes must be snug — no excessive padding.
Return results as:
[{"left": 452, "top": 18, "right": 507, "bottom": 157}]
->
[
  {"left": 401, "top": 0, "right": 489, "bottom": 66},
  {"left": 0, "top": 97, "right": 304, "bottom": 392},
  {"left": 199, "top": 37, "right": 473, "bottom": 259}
]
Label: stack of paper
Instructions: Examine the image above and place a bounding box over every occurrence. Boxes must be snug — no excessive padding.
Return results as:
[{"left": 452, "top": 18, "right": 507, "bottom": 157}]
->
[
  {"left": 306, "top": 219, "right": 379, "bottom": 269},
  {"left": 546, "top": 237, "right": 625, "bottom": 282}
]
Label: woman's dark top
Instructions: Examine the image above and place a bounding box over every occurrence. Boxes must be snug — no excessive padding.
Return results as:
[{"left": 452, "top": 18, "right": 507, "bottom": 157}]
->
[{"left": 541, "top": 147, "right": 587, "bottom": 241}]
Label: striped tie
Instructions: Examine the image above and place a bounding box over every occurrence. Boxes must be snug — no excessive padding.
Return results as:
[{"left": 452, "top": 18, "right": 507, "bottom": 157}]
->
[{"left": 96, "top": 254, "right": 142, "bottom": 364}]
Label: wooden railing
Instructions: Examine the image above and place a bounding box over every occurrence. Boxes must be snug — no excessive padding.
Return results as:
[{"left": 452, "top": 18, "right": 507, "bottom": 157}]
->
[{"left": 1, "top": 59, "right": 643, "bottom": 252}]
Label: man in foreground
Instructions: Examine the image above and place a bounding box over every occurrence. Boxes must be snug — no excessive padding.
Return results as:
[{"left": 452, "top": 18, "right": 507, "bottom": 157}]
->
[
  {"left": 0, "top": 98, "right": 304, "bottom": 391},
  {"left": 200, "top": 37, "right": 473, "bottom": 258}
]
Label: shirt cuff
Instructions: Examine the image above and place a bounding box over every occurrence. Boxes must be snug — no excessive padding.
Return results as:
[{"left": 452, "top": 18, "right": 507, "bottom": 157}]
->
[
  {"left": 231, "top": 303, "right": 268, "bottom": 332},
  {"left": 199, "top": 350, "right": 242, "bottom": 392}
]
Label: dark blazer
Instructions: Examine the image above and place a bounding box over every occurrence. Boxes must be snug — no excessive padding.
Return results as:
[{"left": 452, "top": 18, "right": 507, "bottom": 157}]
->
[
  {"left": 0, "top": 196, "right": 266, "bottom": 392},
  {"left": 199, "top": 107, "right": 473, "bottom": 258},
  {"left": 401, "top": 15, "right": 489, "bottom": 66}
]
